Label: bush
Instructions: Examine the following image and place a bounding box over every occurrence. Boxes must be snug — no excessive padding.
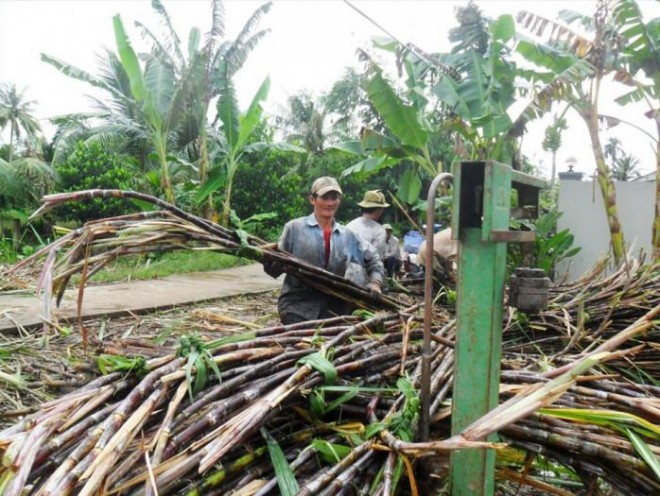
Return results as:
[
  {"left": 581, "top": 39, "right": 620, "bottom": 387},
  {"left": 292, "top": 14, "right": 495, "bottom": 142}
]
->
[
  {"left": 54, "top": 141, "right": 134, "bottom": 223},
  {"left": 231, "top": 149, "right": 308, "bottom": 239}
]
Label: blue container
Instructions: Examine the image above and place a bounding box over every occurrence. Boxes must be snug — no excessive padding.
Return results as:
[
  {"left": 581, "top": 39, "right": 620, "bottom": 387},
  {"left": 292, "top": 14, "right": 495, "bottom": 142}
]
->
[{"left": 403, "top": 230, "right": 424, "bottom": 254}]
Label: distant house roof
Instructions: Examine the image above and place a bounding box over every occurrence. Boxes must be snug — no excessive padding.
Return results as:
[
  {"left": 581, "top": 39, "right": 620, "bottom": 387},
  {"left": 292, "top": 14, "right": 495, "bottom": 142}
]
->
[{"left": 634, "top": 171, "right": 656, "bottom": 182}]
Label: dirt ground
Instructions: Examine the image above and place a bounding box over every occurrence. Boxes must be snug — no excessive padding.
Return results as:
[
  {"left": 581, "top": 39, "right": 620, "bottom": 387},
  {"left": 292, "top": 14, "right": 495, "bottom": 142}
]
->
[{"left": 0, "top": 289, "right": 282, "bottom": 429}]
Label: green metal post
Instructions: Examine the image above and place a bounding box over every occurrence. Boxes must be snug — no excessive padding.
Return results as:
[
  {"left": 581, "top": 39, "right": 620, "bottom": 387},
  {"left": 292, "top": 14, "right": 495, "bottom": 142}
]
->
[
  {"left": 448, "top": 161, "right": 545, "bottom": 495},
  {"left": 450, "top": 227, "right": 507, "bottom": 495}
]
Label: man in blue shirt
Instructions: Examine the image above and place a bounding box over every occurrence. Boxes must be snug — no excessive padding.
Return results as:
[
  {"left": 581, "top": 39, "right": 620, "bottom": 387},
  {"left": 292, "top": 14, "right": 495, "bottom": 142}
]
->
[{"left": 264, "top": 177, "right": 384, "bottom": 325}]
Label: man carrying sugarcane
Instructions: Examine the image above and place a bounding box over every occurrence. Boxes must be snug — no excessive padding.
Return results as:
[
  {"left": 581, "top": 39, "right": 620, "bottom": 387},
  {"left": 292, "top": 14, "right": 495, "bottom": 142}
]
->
[
  {"left": 263, "top": 176, "right": 385, "bottom": 325},
  {"left": 345, "top": 190, "right": 389, "bottom": 287}
]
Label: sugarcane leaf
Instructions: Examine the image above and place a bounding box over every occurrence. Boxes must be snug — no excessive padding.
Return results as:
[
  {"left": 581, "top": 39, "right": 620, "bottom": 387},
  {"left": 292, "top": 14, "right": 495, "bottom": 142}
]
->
[
  {"left": 310, "top": 389, "right": 326, "bottom": 418},
  {"left": 193, "top": 355, "right": 207, "bottom": 394},
  {"left": 323, "top": 388, "right": 361, "bottom": 414},
  {"left": 206, "top": 331, "right": 257, "bottom": 350},
  {"left": 311, "top": 439, "right": 352, "bottom": 463},
  {"left": 319, "top": 386, "right": 397, "bottom": 394},
  {"left": 185, "top": 349, "right": 200, "bottom": 401},
  {"left": 261, "top": 428, "right": 299, "bottom": 496},
  {"left": 626, "top": 428, "right": 660, "bottom": 481},
  {"left": 204, "top": 350, "right": 222, "bottom": 384},
  {"left": 540, "top": 408, "right": 660, "bottom": 438},
  {"left": 297, "top": 352, "right": 337, "bottom": 385},
  {"left": 365, "top": 422, "right": 387, "bottom": 439}
]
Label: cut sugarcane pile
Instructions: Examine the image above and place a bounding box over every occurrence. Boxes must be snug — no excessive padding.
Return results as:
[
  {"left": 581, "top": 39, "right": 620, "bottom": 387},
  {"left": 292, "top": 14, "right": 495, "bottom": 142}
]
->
[{"left": 0, "top": 190, "right": 658, "bottom": 495}]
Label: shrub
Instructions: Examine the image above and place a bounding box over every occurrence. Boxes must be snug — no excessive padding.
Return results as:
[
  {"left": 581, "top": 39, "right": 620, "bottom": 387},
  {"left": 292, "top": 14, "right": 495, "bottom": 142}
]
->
[{"left": 54, "top": 141, "right": 134, "bottom": 223}]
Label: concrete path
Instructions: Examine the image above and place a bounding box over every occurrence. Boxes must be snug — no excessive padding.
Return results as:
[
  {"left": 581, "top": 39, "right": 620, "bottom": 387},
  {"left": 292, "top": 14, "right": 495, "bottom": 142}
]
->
[{"left": 0, "top": 264, "right": 282, "bottom": 332}]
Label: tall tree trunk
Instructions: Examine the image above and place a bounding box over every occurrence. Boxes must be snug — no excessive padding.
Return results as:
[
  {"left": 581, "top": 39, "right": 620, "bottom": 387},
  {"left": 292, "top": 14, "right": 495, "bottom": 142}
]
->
[
  {"left": 582, "top": 82, "right": 625, "bottom": 265},
  {"left": 653, "top": 115, "right": 660, "bottom": 260},
  {"left": 550, "top": 150, "right": 557, "bottom": 188},
  {"left": 8, "top": 123, "right": 15, "bottom": 162}
]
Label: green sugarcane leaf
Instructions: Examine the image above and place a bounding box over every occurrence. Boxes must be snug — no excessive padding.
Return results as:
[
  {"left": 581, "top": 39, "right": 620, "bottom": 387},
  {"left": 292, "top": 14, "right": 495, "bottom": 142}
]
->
[
  {"left": 185, "top": 349, "right": 200, "bottom": 401},
  {"left": 323, "top": 387, "right": 364, "bottom": 414},
  {"left": 310, "top": 389, "right": 326, "bottom": 418},
  {"left": 318, "top": 386, "right": 397, "bottom": 394},
  {"left": 262, "top": 428, "right": 299, "bottom": 496},
  {"left": 206, "top": 331, "right": 257, "bottom": 350},
  {"left": 204, "top": 350, "right": 222, "bottom": 384},
  {"left": 540, "top": 408, "right": 660, "bottom": 438},
  {"left": 626, "top": 428, "right": 660, "bottom": 481},
  {"left": 193, "top": 355, "right": 207, "bottom": 395},
  {"left": 365, "top": 422, "right": 387, "bottom": 439},
  {"left": 311, "top": 439, "right": 352, "bottom": 464},
  {"left": 298, "top": 352, "right": 337, "bottom": 385}
]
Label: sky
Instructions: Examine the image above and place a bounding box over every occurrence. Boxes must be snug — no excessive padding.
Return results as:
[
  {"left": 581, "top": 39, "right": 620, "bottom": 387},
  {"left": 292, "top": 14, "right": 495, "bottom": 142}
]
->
[{"left": 1, "top": 0, "right": 659, "bottom": 179}]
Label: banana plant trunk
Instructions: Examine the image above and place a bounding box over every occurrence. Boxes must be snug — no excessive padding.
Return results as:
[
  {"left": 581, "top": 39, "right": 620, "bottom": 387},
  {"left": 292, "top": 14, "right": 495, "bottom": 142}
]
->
[
  {"left": 198, "top": 129, "right": 215, "bottom": 220},
  {"left": 155, "top": 137, "right": 175, "bottom": 205},
  {"left": 222, "top": 154, "right": 238, "bottom": 227},
  {"left": 581, "top": 93, "right": 625, "bottom": 265}
]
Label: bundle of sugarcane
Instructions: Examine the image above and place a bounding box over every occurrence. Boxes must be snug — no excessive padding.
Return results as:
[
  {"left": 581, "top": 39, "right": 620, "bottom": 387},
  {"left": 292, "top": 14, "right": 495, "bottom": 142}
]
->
[
  {"left": 1, "top": 298, "right": 658, "bottom": 494},
  {"left": 0, "top": 310, "right": 484, "bottom": 495},
  {"left": 4, "top": 190, "right": 408, "bottom": 317},
  {"left": 502, "top": 260, "right": 660, "bottom": 382}
]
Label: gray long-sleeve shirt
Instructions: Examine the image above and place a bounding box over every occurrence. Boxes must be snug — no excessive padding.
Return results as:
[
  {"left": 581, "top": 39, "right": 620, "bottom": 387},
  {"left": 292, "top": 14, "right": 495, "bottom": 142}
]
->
[
  {"left": 265, "top": 213, "right": 384, "bottom": 321},
  {"left": 345, "top": 216, "right": 387, "bottom": 287}
]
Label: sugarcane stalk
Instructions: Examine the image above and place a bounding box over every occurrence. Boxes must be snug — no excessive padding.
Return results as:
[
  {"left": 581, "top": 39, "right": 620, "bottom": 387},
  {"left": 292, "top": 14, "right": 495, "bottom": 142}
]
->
[{"left": 3, "top": 417, "right": 61, "bottom": 496}]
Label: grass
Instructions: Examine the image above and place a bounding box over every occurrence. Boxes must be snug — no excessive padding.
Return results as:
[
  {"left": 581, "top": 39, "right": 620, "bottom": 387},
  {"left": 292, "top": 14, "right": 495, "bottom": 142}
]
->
[{"left": 73, "top": 250, "right": 248, "bottom": 285}]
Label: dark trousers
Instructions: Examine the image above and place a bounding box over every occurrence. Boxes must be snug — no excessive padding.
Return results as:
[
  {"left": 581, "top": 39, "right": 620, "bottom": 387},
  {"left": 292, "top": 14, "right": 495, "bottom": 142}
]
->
[{"left": 384, "top": 257, "right": 402, "bottom": 278}]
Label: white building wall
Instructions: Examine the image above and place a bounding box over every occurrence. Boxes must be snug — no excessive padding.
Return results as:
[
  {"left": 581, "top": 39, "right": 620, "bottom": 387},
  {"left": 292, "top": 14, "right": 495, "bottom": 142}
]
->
[{"left": 556, "top": 180, "right": 655, "bottom": 281}]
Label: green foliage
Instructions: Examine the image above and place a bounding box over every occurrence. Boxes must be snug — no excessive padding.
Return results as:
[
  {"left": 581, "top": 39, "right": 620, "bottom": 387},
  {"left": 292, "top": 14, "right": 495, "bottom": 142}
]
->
[
  {"left": 231, "top": 149, "right": 307, "bottom": 239},
  {"left": 54, "top": 141, "right": 133, "bottom": 222},
  {"left": 71, "top": 250, "right": 242, "bottom": 285},
  {"left": 297, "top": 350, "right": 337, "bottom": 385},
  {"left": 311, "top": 439, "right": 352, "bottom": 464},
  {"left": 97, "top": 354, "right": 148, "bottom": 377},
  {"left": 262, "top": 428, "right": 299, "bottom": 496},
  {"left": 507, "top": 211, "right": 580, "bottom": 278},
  {"left": 177, "top": 334, "right": 222, "bottom": 401}
]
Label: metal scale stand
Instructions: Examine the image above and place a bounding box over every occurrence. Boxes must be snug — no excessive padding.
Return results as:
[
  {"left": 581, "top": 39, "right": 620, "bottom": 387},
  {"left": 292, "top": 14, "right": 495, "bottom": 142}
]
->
[{"left": 421, "top": 161, "right": 548, "bottom": 496}]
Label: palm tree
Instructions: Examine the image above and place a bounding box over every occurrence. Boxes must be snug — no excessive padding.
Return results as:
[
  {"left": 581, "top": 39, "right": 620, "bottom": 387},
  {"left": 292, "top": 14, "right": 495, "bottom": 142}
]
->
[
  {"left": 542, "top": 115, "right": 568, "bottom": 187},
  {"left": 277, "top": 92, "right": 328, "bottom": 154},
  {"left": 605, "top": 139, "right": 642, "bottom": 181},
  {"left": 0, "top": 83, "right": 42, "bottom": 162}
]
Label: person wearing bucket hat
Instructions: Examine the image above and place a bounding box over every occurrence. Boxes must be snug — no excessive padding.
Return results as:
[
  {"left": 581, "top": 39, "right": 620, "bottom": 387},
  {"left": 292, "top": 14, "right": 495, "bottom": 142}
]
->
[
  {"left": 345, "top": 190, "right": 390, "bottom": 287},
  {"left": 382, "top": 224, "right": 402, "bottom": 278},
  {"left": 263, "top": 177, "right": 385, "bottom": 325}
]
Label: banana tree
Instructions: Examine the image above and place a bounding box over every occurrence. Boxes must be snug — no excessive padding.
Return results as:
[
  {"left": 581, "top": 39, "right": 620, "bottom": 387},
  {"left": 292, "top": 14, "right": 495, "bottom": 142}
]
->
[
  {"left": 139, "top": 0, "right": 273, "bottom": 218},
  {"left": 609, "top": 0, "right": 659, "bottom": 259},
  {"left": 338, "top": 6, "right": 526, "bottom": 207},
  {"left": 196, "top": 76, "right": 305, "bottom": 226},
  {"left": 0, "top": 156, "right": 55, "bottom": 250},
  {"left": 515, "top": 0, "right": 657, "bottom": 264},
  {"left": 335, "top": 65, "right": 436, "bottom": 205}
]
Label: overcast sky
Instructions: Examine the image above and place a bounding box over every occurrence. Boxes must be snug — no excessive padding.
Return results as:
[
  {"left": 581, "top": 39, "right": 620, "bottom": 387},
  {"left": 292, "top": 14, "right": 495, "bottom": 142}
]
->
[{"left": 1, "top": 0, "right": 658, "bottom": 178}]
